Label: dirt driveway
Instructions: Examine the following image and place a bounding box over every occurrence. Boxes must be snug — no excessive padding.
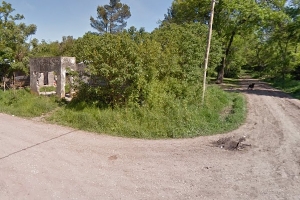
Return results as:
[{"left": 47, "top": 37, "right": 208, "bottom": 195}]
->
[{"left": 1, "top": 78, "right": 300, "bottom": 200}]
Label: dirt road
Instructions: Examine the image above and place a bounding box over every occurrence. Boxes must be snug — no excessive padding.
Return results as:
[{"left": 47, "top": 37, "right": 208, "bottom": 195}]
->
[{"left": 1, "top": 78, "right": 300, "bottom": 200}]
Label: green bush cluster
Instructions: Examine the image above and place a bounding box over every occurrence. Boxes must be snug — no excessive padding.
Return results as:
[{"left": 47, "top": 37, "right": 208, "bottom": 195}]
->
[
  {"left": 43, "top": 23, "right": 245, "bottom": 138},
  {"left": 71, "top": 23, "right": 222, "bottom": 109}
]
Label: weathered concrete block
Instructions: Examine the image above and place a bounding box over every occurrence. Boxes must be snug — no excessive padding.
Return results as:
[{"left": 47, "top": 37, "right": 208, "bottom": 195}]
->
[{"left": 30, "top": 57, "right": 76, "bottom": 98}]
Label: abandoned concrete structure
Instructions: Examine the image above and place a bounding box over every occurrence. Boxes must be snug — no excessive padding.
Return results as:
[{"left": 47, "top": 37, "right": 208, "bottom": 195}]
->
[{"left": 29, "top": 57, "right": 77, "bottom": 98}]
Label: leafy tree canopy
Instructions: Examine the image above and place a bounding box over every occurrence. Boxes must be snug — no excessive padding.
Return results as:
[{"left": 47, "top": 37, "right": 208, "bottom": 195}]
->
[
  {"left": 70, "top": 23, "right": 222, "bottom": 108},
  {"left": 163, "top": 0, "right": 289, "bottom": 83},
  {"left": 30, "top": 36, "right": 76, "bottom": 57},
  {"left": 0, "top": 1, "right": 36, "bottom": 76}
]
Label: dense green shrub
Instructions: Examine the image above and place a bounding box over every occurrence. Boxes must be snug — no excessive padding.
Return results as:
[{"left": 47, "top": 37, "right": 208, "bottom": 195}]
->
[{"left": 72, "top": 23, "right": 222, "bottom": 109}]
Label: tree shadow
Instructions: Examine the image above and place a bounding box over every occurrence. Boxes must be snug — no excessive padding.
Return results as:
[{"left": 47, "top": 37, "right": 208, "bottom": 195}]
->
[{"left": 223, "top": 78, "right": 296, "bottom": 100}]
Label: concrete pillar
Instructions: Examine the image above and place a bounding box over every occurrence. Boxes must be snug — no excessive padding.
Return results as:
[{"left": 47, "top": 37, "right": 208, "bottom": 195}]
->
[
  {"left": 48, "top": 71, "right": 55, "bottom": 86},
  {"left": 30, "top": 71, "right": 39, "bottom": 95},
  {"left": 56, "top": 61, "right": 66, "bottom": 98}
]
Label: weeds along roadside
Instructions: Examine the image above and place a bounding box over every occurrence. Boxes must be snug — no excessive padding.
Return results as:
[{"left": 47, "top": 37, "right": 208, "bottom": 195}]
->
[
  {"left": 265, "top": 78, "right": 300, "bottom": 99},
  {"left": 47, "top": 85, "right": 246, "bottom": 139},
  {"left": 0, "top": 87, "right": 58, "bottom": 118},
  {"left": 0, "top": 85, "right": 246, "bottom": 139}
]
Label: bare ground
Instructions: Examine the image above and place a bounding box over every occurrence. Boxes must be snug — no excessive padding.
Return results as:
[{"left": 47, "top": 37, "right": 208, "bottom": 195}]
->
[{"left": 0, "top": 78, "right": 300, "bottom": 200}]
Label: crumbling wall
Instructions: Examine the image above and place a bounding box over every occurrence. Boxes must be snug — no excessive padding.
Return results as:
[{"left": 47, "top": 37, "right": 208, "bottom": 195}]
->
[{"left": 29, "top": 57, "right": 76, "bottom": 98}]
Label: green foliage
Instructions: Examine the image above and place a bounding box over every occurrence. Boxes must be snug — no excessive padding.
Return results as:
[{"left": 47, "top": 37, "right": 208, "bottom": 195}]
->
[
  {"left": 163, "top": 0, "right": 211, "bottom": 24},
  {"left": 0, "top": 1, "right": 37, "bottom": 76},
  {"left": 151, "top": 23, "right": 222, "bottom": 99},
  {"left": 30, "top": 40, "right": 60, "bottom": 57},
  {"left": 0, "top": 86, "right": 246, "bottom": 139},
  {"left": 72, "top": 23, "right": 222, "bottom": 109},
  {"left": 0, "top": 88, "right": 58, "bottom": 117},
  {"left": 90, "top": 0, "right": 131, "bottom": 34},
  {"left": 165, "top": 0, "right": 289, "bottom": 82},
  {"left": 48, "top": 86, "right": 246, "bottom": 138},
  {"left": 152, "top": 23, "right": 222, "bottom": 80},
  {"left": 30, "top": 36, "right": 76, "bottom": 57},
  {"left": 39, "top": 86, "right": 57, "bottom": 93},
  {"left": 266, "top": 77, "right": 300, "bottom": 99},
  {"left": 223, "top": 35, "right": 248, "bottom": 78},
  {"left": 73, "top": 32, "right": 142, "bottom": 107}
]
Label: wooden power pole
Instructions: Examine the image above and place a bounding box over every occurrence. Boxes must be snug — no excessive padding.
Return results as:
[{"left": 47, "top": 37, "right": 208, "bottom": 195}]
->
[{"left": 202, "top": 0, "right": 216, "bottom": 105}]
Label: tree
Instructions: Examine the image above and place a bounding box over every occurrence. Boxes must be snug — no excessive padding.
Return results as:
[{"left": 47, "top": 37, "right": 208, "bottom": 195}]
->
[
  {"left": 30, "top": 36, "right": 76, "bottom": 57},
  {"left": 152, "top": 23, "right": 222, "bottom": 103},
  {"left": 164, "top": 0, "right": 288, "bottom": 83},
  {"left": 0, "top": 1, "right": 36, "bottom": 77},
  {"left": 70, "top": 23, "right": 222, "bottom": 108},
  {"left": 90, "top": 0, "right": 131, "bottom": 34},
  {"left": 257, "top": 1, "right": 300, "bottom": 80},
  {"left": 72, "top": 32, "right": 143, "bottom": 107}
]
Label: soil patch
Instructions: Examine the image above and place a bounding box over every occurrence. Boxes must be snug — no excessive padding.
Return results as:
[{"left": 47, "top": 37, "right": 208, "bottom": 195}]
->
[{"left": 212, "top": 136, "right": 250, "bottom": 151}]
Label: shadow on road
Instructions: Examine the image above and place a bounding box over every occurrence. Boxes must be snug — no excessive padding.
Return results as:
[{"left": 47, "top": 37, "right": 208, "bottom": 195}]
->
[{"left": 223, "top": 78, "right": 296, "bottom": 100}]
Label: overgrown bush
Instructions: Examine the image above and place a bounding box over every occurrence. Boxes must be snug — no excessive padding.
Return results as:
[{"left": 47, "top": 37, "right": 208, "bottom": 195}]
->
[
  {"left": 44, "top": 23, "right": 244, "bottom": 139},
  {"left": 48, "top": 86, "right": 246, "bottom": 138},
  {"left": 72, "top": 23, "right": 222, "bottom": 109}
]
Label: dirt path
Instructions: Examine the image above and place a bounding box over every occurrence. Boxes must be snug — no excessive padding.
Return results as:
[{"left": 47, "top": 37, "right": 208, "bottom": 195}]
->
[{"left": 1, "top": 78, "right": 300, "bottom": 200}]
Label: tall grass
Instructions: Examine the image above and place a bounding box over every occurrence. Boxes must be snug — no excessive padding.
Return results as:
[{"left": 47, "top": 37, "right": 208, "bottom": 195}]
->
[
  {"left": 0, "top": 88, "right": 59, "bottom": 117},
  {"left": 48, "top": 86, "right": 246, "bottom": 138},
  {"left": 0, "top": 85, "right": 246, "bottom": 138}
]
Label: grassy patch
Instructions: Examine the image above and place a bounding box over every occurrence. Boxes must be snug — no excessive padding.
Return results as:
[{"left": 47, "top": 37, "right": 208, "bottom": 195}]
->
[
  {"left": 0, "top": 88, "right": 59, "bottom": 118},
  {"left": 208, "top": 77, "right": 240, "bottom": 90},
  {"left": 222, "top": 77, "right": 240, "bottom": 86},
  {"left": 39, "top": 86, "right": 56, "bottom": 92},
  {"left": 39, "top": 84, "right": 71, "bottom": 94},
  {"left": 47, "top": 86, "right": 246, "bottom": 139},
  {"left": 265, "top": 78, "right": 300, "bottom": 99},
  {"left": 0, "top": 85, "right": 246, "bottom": 139}
]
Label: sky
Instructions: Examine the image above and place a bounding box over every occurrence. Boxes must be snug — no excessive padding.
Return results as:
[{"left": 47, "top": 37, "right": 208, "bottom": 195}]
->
[{"left": 5, "top": 0, "right": 174, "bottom": 42}]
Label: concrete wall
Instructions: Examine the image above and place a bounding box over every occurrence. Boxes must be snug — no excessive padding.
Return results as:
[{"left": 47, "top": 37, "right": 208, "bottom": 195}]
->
[{"left": 29, "top": 57, "right": 76, "bottom": 98}]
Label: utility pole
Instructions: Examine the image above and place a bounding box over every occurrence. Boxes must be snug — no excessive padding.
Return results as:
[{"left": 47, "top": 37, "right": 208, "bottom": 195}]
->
[{"left": 202, "top": 0, "right": 216, "bottom": 105}]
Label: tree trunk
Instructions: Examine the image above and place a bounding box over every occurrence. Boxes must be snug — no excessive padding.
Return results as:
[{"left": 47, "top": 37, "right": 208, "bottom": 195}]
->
[
  {"left": 216, "top": 58, "right": 225, "bottom": 84},
  {"left": 216, "top": 31, "right": 236, "bottom": 84},
  {"left": 2, "top": 77, "right": 5, "bottom": 91}
]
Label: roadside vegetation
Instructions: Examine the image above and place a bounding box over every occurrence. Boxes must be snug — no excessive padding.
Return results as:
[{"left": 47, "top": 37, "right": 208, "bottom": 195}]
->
[
  {"left": 47, "top": 86, "right": 245, "bottom": 138},
  {"left": 265, "top": 78, "right": 300, "bottom": 99},
  {"left": 0, "top": 88, "right": 58, "bottom": 118},
  {"left": 0, "top": 85, "right": 246, "bottom": 138}
]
